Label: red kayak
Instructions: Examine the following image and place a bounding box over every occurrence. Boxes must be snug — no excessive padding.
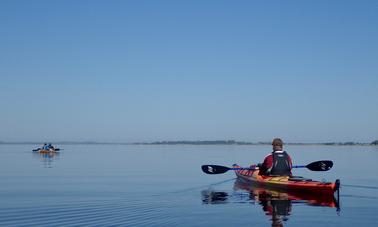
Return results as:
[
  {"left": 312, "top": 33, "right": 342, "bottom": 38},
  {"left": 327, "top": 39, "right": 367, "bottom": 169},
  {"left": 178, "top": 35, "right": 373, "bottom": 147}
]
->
[
  {"left": 233, "top": 164, "right": 340, "bottom": 195},
  {"left": 233, "top": 178, "right": 339, "bottom": 208}
]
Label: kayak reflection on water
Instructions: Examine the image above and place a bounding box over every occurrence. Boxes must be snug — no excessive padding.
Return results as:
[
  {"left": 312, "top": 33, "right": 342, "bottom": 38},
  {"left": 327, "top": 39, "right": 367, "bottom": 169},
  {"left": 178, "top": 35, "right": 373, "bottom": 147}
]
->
[
  {"left": 202, "top": 179, "right": 340, "bottom": 226},
  {"left": 32, "top": 152, "right": 60, "bottom": 168},
  {"left": 235, "top": 179, "right": 293, "bottom": 227},
  {"left": 261, "top": 199, "right": 290, "bottom": 227}
]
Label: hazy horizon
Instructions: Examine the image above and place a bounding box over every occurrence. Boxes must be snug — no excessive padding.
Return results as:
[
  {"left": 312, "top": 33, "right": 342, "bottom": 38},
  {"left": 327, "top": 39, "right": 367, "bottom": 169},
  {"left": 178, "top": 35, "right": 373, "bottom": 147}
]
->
[
  {"left": 1, "top": 1, "right": 377, "bottom": 143},
  {"left": 0, "top": 138, "right": 376, "bottom": 145}
]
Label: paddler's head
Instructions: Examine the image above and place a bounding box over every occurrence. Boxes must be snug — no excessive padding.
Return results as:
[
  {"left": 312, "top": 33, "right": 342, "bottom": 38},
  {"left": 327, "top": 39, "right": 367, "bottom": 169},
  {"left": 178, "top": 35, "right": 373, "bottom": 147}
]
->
[{"left": 272, "top": 138, "right": 283, "bottom": 151}]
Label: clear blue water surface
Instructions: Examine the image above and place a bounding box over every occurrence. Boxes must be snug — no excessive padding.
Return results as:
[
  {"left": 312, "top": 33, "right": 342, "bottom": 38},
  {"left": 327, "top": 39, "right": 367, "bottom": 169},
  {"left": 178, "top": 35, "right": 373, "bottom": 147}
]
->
[{"left": 0, "top": 144, "right": 377, "bottom": 226}]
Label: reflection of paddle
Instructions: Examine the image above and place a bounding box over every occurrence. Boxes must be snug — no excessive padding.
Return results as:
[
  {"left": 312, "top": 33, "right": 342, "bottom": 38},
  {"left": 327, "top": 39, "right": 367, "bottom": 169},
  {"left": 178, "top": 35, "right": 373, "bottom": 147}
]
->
[{"left": 201, "top": 160, "right": 333, "bottom": 174}]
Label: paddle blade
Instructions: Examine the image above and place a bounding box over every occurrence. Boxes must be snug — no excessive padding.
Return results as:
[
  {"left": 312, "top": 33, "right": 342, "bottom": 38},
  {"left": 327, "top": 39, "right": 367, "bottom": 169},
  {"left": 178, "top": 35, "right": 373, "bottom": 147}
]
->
[
  {"left": 201, "top": 165, "right": 230, "bottom": 174},
  {"left": 306, "top": 160, "right": 333, "bottom": 171}
]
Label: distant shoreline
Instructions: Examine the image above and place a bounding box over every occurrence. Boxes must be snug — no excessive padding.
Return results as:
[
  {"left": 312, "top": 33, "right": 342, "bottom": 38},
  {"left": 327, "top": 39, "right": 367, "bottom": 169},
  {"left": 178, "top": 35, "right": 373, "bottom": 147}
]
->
[{"left": 1, "top": 140, "right": 377, "bottom": 146}]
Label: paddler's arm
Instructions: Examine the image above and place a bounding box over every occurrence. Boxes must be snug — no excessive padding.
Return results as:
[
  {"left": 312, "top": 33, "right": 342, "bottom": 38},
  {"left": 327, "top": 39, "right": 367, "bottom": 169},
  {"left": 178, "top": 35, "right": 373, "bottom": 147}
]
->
[
  {"left": 249, "top": 164, "right": 258, "bottom": 169},
  {"left": 259, "top": 154, "right": 273, "bottom": 175}
]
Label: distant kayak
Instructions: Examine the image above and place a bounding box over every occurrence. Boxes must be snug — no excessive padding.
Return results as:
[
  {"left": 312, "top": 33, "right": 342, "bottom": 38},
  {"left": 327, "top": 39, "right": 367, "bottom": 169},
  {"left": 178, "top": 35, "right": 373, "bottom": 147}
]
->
[
  {"left": 233, "top": 164, "right": 340, "bottom": 195},
  {"left": 33, "top": 148, "right": 60, "bottom": 153}
]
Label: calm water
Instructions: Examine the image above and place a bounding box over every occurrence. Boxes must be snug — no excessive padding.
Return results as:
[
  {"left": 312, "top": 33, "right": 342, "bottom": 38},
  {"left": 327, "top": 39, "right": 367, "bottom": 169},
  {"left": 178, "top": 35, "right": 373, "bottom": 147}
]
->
[{"left": 0, "top": 144, "right": 378, "bottom": 226}]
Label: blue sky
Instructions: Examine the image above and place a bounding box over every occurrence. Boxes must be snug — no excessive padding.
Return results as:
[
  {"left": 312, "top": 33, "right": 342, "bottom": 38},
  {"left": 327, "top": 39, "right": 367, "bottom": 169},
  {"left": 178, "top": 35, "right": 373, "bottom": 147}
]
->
[{"left": 0, "top": 0, "right": 377, "bottom": 143}]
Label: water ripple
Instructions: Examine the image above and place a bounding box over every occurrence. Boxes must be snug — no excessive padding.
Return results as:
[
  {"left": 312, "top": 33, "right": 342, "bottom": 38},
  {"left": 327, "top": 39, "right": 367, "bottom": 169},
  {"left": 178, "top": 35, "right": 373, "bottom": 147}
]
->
[
  {"left": 0, "top": 197, "right": 178, "bottom": 226},
  {"left": 341, "top": 184, "right": 378, "bottom": 190}
]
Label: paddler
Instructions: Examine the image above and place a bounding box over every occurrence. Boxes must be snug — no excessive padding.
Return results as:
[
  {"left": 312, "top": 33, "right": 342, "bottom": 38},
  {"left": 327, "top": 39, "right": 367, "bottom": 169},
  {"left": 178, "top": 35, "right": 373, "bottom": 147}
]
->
[
  {"left": 42, "top": 143, "right": 49, "bottom": 150},
  {"left": 47, "top": 143, "right": 54, "bottom": 150},
  {"left": 257, "top": 138, "right": 292, "bottom": 176}
]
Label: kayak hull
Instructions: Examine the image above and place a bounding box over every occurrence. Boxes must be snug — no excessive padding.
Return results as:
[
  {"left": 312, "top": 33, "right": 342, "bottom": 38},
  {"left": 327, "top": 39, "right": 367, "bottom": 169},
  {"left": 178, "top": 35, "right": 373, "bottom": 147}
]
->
[
  {"left": 234, "top": 179, "right": 339, "bottom": 208},
  {"left": 233, "top": 164, "right": 340, "bottom": 195},
  {"left": 36, "top": 149, "right": 58, "bottom": 154}
]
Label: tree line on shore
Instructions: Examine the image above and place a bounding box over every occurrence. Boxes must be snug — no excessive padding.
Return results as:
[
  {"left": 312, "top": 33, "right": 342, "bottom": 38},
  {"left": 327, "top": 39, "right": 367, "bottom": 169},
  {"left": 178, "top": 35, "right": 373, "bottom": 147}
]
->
[
  {"left": 133, "top": 140, "right": 378, "bottom": 146},
  {"left": 1, "top": 140, "right": 378, "bottom": 145}
]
